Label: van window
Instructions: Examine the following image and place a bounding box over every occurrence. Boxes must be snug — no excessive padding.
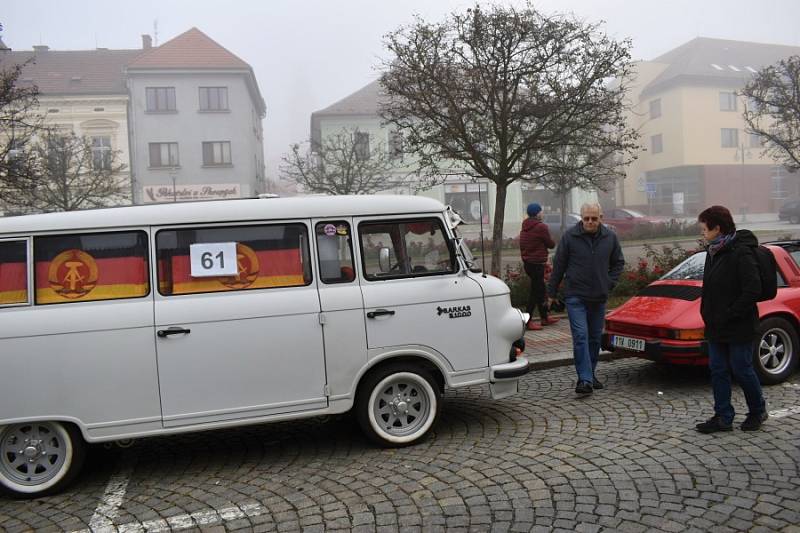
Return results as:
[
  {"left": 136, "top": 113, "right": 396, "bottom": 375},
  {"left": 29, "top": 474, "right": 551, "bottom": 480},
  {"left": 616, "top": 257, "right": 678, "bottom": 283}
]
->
[
  {"left": 34, "top": 231, "right": 149, "bottom": 305},
  {"left": 359, "top": 218, "right": 455, "bottom": 280},
  {"left": 315, "top": 221, "right": 355, "bottom": 284},
  {"left": 0, "top": 240, "right": 29, "bottom": 306},
  {"left": 156, "top": 223, "right": 311, "bottom": 295}
]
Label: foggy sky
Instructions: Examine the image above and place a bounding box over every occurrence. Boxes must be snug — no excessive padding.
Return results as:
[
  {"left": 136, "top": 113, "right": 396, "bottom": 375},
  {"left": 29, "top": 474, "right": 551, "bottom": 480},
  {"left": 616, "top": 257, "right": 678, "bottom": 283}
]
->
[{"left": 4, "top": 0, "right": 800, "bottom": 183}]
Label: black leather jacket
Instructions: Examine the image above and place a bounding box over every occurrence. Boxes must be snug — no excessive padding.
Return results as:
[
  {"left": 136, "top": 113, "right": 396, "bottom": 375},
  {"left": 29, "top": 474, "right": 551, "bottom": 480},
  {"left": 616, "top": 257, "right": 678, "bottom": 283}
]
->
[{"left": 700, "top": 229, "right": 761, "bottom": 343}]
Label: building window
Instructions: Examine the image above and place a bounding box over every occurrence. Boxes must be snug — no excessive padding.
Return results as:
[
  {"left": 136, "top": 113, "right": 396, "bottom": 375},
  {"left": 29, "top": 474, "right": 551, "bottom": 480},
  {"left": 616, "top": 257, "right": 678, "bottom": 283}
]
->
[
  {"left": 651, "top": 134, "right": 663, "bottom": 154},
  {"left": 388, "top": 130, "right": 404, "bottom": 159},
  {"left": 444, "top": 183, "right": 489, "bottom": 224},
  {"left": 202, "top": 141, "right": 232, "bottom": 166},
  {"left": 146, "top": 87, "right": 177, "bottom": 112},
  {"left": 749, "top": 132, "right": 762, "bottom": 148},
  {"left": 354, "top": 132, "right": 370, "bottom": 161},
  {"left": 719, "top": 92, "right": 737, "bottom": 112},
  {"left": 149, "top": 142, "right": 179, "bottom": 168},
  {"left": 721, "top": 128, "right": 738, "bottom": 148},
  {"left": 199, "top": 87, "right": 229, "bottom": 111},
  {"left": 772, "top": 166, "right": 788, "bottom": 200},
  {"left": 91, "top": 136, "right": 112, "bottom": 170},
  {"left": 649, "top": 99, "right": 661, "bottom": 119}
]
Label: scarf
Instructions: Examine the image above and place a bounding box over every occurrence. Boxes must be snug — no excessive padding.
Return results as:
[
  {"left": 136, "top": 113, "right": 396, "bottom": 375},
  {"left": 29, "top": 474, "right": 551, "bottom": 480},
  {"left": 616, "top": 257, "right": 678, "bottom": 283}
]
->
[{"left": 707, "top": 232, "right": 736, "bottom": 256}]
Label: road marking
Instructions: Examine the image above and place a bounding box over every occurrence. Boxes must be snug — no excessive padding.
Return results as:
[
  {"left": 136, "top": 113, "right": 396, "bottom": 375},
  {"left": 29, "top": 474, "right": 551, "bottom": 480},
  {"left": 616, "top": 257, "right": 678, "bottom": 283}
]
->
[
  {"left": 73, "top": 503, "right": 265, "bottom": 533},
  {"left": 85, "top": 454, "right": 137, "bottom": 533},
  {"left": 769, "top": 405, "right": 800, "bottom": 419}
]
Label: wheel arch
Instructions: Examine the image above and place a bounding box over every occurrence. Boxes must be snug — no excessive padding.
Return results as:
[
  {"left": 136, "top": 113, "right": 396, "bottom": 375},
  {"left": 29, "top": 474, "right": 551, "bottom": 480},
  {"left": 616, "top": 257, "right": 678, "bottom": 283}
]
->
[
  {"left": 355, "top": 354, "right": 446, "bottom": 400},
  {"left": 760, "top": 311, "right": 800, "bottom": 333}
]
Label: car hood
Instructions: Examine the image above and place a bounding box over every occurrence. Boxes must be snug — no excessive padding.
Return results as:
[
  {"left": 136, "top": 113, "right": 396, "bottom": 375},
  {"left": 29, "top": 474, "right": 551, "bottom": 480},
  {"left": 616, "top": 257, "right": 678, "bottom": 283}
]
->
[{"left": 607, "top": 281, "right": 704, "bottom": 330}]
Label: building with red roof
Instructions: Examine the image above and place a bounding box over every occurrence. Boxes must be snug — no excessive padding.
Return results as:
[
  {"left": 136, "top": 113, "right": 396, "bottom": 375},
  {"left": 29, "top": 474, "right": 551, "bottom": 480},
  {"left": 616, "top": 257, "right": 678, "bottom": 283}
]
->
[{"left": 1, "top": 28, "right": 266, "bottom": 206}]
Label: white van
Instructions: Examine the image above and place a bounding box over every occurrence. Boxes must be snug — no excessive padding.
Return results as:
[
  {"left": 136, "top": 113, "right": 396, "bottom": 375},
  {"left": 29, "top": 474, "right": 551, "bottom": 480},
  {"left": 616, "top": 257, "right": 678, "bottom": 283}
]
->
[{"left": 0, "top": 195, "right": 529, "bottom": 497}]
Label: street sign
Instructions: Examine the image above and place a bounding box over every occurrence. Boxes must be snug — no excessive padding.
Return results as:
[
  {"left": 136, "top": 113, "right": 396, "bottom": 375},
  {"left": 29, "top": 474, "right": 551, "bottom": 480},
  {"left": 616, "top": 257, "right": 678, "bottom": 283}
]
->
[{"left": 645, "top": 183, "right": 657, "bottom": 194}]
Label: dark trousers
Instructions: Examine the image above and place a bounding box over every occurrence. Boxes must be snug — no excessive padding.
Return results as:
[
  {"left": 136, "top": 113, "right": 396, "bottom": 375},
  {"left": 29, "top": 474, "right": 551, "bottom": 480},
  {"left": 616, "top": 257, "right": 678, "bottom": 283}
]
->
[
  {"left": 523, "top": 261, "right": 548, "bottom": 321},
  {"left": 707, "top": 340, "right": 766, "bottom": 424}
]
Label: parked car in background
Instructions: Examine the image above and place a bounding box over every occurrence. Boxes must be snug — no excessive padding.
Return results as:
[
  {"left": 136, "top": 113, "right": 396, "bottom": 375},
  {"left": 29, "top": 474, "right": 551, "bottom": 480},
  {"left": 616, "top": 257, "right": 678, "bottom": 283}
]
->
[
  {"left": 603, "top": 208, "right": 664, "bottom": 236},
  {"left": 602, "top": 241, "right": 800, "bottom": 385},
  {"left": 543, "top": 212, "right": 617, "bottom": 238},
  {"left": 778, "top": 199, "right": 800, "bottom": 224},
  {"left": 543, "top": 212, "right": 580, "bottom": 237}
]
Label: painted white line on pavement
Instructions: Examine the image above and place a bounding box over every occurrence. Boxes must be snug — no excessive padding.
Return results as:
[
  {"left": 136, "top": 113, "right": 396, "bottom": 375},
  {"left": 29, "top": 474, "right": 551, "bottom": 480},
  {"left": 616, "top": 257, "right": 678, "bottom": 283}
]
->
[
  {"left": 83, "top": 454, "right": 137, "bottom": 533},
  {"left": 769, "top": 405, "right": 800, "bottom": 419},
  {"left": 73, "top": 503, "right": 265, "bottom": 533}
]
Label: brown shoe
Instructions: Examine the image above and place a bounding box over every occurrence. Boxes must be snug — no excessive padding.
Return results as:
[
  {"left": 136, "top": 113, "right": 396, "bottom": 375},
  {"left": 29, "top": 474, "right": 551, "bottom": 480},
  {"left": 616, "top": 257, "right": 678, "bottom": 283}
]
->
[
  {"left": 526, "top": 320, "right": 543, "bottom": 331},
  {"left": 541, "top": 317, "right": 560, "bottom": 326}
]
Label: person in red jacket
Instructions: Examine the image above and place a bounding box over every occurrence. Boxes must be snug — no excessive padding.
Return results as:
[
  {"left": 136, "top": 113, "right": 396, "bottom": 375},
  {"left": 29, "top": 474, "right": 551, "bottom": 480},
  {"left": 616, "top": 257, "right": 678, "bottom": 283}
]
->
[{"left": 519, "top": 203, "right": 559, "bottom": 330}]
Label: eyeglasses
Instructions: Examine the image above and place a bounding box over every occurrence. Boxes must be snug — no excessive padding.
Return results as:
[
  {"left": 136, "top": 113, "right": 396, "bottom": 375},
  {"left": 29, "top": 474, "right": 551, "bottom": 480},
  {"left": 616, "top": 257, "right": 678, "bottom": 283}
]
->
[{"left": 582, "top": 216, "right": 600, "bottom": 222}]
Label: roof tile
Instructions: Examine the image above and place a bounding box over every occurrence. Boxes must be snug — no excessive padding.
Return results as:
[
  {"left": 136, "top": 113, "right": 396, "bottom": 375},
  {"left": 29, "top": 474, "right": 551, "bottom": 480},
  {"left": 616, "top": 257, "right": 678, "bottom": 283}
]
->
[{"left": 126, "top": 27, "right": 250, "bottom": 70}]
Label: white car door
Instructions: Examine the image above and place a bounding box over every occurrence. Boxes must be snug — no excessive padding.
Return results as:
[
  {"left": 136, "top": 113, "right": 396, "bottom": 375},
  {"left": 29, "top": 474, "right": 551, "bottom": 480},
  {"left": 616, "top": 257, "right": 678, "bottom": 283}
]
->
[
  {"left": 152, "top": 221, "right": 327, "bottom": 428},
  {"left": 355, "top": 216, "right": 488, "bottom": 370}
]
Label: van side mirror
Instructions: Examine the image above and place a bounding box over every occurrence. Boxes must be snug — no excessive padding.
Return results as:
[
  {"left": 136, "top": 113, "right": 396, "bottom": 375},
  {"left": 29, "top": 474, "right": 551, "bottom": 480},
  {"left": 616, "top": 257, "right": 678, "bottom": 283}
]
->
[{"left": 378, "top": 247, "right": 392, "bottom": 273}]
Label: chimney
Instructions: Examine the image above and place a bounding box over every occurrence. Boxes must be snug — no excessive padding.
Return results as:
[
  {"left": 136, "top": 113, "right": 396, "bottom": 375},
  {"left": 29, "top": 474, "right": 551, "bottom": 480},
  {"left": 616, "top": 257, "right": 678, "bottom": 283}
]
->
[
  {"left": 142, "top": 34, "right": 152, "bottom": 50},
  {"left": 33, "top": 45, "right": 49, "bottom": 53}
]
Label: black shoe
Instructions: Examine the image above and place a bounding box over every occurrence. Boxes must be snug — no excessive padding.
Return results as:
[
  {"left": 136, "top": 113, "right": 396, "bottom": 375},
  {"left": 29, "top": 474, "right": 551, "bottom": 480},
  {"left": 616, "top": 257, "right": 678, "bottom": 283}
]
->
[
  {"left": 592, "top": 377, "right": 604, "bottom": 390},
  {"left": 575, "top": 380, "right": 593, "bottom": 395},
  {"left": 740, "top": 412, "right": 768, "bottom": 431},
  {"left": 695, "top": 416, "right": 733, "bottom": 434}
]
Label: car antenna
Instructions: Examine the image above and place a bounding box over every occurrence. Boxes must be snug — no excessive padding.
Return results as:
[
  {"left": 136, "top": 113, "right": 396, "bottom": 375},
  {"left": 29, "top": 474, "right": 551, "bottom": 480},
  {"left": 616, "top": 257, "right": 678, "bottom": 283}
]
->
[{"left": 476, "top": 179, "right": 487, "bottom": 277}]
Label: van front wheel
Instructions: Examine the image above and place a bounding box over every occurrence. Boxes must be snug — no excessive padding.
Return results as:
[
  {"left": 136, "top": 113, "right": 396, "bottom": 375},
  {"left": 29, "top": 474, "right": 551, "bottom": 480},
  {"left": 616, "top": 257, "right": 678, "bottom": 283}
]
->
[
  {"left": 356, "top": 365, "right": 441, "bottom": 447},
  {"left": 0, "top": 421, "right": 86, "bottom": 498}
]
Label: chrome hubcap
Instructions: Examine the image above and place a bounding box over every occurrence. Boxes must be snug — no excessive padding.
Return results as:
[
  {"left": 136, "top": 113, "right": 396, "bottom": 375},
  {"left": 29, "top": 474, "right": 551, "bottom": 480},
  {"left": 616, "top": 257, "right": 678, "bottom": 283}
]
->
[{"left": 759, "top": 329, "right": 791, "bottom": 374}]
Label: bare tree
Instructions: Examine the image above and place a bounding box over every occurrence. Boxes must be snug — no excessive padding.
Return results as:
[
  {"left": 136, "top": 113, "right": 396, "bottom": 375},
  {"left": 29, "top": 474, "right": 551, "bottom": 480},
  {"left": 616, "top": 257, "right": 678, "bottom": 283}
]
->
[
  {"left": 5, "top": 131, "right": 129, "bottom": 212},
  {"left": 538, "top": 142, "right": 624, "bottom": 232},
  {"left": 741, "top": 55, "right": 800, "bottom": 172},
  {"left": 0, "top": 58, "right": 44, "bottom": 193},
  {"left": 280, "top": 127, "right": 401, "bottom": 195},
  {"left": 380, "top": 2, "right": 639, "bottom": 274}
]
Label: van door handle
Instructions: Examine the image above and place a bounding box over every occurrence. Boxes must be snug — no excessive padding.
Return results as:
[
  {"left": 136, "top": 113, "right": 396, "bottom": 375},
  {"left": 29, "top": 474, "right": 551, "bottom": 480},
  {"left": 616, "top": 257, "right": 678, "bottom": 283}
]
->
[
  {"left": 367, "top": 309, "right": 395, "bottom": 319},
  {"left": 157, "top": 327, "right": 191, "bottom": 338}
]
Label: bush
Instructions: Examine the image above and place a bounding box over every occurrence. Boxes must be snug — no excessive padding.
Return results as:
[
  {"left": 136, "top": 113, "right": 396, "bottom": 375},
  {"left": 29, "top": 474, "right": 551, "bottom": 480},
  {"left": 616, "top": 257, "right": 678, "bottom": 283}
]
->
[
  {"left": 610, "top": 242, "right": 696, "bottom": 298},
  {"left": 620, "top": 219, "right": 699, "bottom": 241},
  {"left": 503, "top": 242, "right": 697, "bottom": 309}
]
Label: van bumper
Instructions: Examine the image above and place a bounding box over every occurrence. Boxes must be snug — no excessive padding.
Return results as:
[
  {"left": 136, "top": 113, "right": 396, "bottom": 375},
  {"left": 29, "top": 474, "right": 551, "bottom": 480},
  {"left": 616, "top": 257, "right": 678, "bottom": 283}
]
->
[{"left": 489, "top": 358, "right": 529, "bottom": 399}]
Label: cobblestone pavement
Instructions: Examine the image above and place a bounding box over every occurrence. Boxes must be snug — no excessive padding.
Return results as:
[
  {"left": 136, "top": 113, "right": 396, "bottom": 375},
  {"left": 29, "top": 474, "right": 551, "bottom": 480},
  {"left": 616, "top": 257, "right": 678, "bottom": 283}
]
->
[{"left": 1, "top": 360, "right": 798, "bottom": 533}]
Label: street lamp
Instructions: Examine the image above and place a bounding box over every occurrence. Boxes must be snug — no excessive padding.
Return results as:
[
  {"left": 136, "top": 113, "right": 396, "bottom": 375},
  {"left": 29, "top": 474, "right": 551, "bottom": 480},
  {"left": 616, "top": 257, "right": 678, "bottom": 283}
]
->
[
  {"left": 169, "top": 166, "right": 178, "bottom": 202},
  {"left": 735, "top": 142, "right": 751, "bottom": 222}
]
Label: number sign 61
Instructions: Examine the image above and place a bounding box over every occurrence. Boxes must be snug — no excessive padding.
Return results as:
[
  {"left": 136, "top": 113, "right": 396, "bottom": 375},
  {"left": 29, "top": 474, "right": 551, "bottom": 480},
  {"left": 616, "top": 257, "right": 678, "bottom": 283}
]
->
[{"left": 190, "top": 242, "right": 239, "bottom": 277}]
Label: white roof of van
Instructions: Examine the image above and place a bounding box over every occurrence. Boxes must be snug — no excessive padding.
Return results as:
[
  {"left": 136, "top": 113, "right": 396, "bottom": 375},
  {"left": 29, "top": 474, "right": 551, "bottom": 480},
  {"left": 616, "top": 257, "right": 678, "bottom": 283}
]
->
[{"left": 0, "top": 195, "right": 446, "bottom": 235}]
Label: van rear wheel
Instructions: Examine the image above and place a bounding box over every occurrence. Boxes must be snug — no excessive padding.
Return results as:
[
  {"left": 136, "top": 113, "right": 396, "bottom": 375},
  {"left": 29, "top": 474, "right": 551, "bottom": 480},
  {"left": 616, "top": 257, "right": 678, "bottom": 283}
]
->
[
  {"left": 356, "top": 364, "right": 441, "bottom": 447},
  {"left": 0, "top": 421, "right": 86, "bottom": 498}
]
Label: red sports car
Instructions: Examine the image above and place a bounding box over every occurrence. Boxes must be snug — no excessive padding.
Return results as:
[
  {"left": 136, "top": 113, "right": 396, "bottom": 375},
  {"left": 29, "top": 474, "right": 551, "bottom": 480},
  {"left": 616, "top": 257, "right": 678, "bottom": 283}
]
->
[{"left": 602, "top": 241, "right": 800, "bottom": 384}]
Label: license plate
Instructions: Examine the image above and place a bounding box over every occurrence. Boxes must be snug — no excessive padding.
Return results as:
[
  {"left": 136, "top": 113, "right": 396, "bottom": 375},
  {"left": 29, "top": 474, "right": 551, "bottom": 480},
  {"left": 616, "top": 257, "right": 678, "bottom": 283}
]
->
[{"left": 612, "top": 335, "right": 646, "bottom": 352}]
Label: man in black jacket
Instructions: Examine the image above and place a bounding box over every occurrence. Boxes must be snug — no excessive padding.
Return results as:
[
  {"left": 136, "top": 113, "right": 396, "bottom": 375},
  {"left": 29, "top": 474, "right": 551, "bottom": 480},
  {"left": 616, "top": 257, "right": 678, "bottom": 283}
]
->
[
  {"left": 696, "top": 205, "right": 768, "bottom": 433},
  {"left": 547, "top": 203, "right": 625, "bottom": 394}
]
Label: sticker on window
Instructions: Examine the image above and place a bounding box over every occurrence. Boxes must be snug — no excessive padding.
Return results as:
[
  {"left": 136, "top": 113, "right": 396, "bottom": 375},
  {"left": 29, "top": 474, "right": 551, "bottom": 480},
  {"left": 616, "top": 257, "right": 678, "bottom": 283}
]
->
[{"left": 190, "top": 242, "right": 239, "bottom": 277}]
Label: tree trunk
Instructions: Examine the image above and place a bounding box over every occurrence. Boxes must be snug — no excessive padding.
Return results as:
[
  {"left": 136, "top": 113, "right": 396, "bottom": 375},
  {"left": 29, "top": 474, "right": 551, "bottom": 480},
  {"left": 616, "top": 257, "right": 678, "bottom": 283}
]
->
[
  {"left": 560, "top": 192, "right": 568, "bottom": 233},
  {"left": 490, "top": 181, "right": 507, "bottom": 276}
]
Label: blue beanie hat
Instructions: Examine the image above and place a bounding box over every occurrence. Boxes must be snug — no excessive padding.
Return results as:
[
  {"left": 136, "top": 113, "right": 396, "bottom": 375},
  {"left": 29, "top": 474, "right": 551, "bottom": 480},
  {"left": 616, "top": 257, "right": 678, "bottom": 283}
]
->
[{"left": 527, "top": 203, "right": 542, "bottom": 217}]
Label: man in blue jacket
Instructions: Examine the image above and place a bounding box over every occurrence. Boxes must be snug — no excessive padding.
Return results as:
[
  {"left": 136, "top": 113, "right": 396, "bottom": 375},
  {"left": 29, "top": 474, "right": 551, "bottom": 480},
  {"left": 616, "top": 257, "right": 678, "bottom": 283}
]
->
[{"left": 547, "top": 203, "right": 625, "bottom": 395}]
